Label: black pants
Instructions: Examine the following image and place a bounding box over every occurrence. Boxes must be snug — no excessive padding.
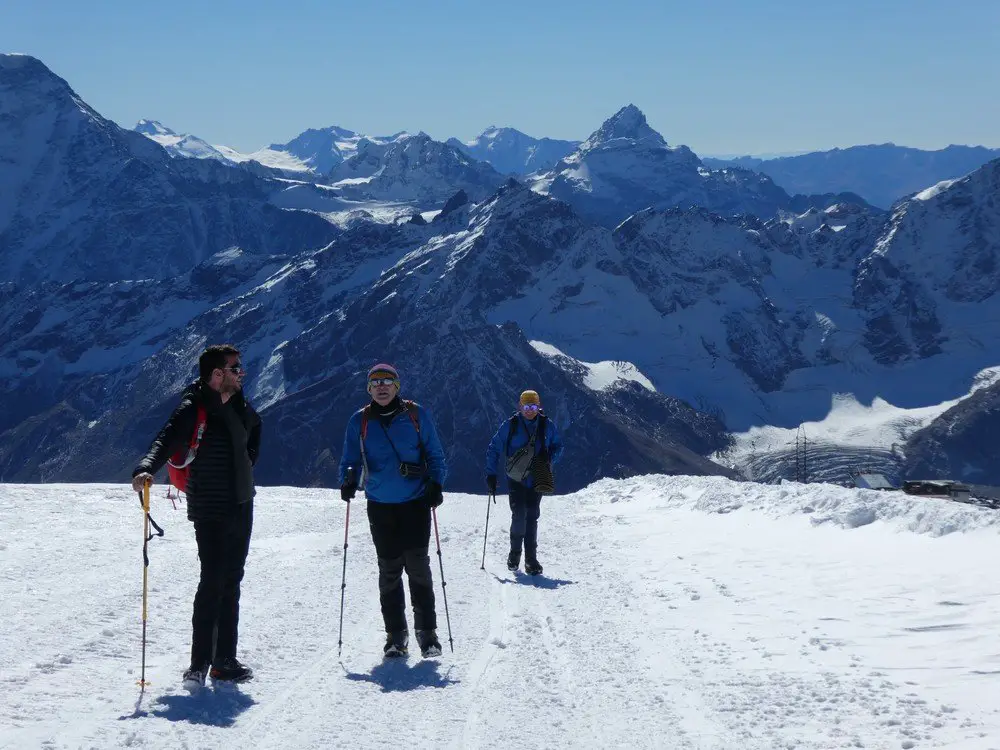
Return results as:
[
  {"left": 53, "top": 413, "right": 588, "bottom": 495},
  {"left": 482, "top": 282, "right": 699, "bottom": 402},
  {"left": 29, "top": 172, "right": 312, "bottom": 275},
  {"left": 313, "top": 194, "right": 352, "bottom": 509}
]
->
[
  {"left": 509, "top": 481, "right": 542, "bottom": 562},
  {"left": 190, "top": 501, "right": 253, "bottom": 667},
  {"left": 367, "top": 499, "right": 436, "bottom": 634}
]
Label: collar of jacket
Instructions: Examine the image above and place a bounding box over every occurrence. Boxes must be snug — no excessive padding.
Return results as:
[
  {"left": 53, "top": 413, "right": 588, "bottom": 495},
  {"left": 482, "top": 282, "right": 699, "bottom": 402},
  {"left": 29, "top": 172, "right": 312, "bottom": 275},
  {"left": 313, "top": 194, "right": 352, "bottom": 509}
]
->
[
  {"left": 186, "top": 379, "right": 244, "bottom": 414},
  {"left": 370, "top": 396, "right": 403, "bottom": 419}
]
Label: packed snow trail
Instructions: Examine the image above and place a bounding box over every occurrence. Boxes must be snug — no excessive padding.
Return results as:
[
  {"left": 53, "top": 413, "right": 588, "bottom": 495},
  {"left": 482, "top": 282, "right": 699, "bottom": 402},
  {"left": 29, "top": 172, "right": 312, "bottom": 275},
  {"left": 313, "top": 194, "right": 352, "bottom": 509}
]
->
[{"left": 1, "top": 479, "right": 999, "bottom": 749}]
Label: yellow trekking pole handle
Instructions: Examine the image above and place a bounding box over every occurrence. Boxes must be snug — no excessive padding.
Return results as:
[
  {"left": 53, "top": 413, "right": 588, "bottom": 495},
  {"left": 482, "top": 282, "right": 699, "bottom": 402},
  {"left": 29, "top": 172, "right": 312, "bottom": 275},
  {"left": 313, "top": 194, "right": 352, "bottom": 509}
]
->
[{"left": 139, "top": 479, "right": 152, "bottom": 689}]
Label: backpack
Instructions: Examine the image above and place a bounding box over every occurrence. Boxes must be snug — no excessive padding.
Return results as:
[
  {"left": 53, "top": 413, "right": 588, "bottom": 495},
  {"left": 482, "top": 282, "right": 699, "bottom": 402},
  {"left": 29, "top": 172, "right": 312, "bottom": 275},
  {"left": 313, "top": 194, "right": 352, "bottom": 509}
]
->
[
  {"left": 166, "top": 404, "right": 208, "bottom": 494},
  {"left": 504, "top": 414, "right": 547, "bottom": 484}
]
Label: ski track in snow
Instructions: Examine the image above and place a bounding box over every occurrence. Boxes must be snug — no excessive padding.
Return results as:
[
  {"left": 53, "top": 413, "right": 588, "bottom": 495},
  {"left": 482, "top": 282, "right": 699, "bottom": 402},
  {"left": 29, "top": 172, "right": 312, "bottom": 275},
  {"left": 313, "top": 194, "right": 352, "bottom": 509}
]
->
[{"left": 2, "top": 479, "right": 1000, "bottom": 749}]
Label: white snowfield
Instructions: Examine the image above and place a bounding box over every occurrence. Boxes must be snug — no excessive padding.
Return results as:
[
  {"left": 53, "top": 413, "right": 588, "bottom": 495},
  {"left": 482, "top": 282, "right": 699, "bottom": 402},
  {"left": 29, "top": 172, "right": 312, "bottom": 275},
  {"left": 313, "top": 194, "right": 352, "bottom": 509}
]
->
[{"left": 2, "top": 477, "right": 999, "bottom": 750}]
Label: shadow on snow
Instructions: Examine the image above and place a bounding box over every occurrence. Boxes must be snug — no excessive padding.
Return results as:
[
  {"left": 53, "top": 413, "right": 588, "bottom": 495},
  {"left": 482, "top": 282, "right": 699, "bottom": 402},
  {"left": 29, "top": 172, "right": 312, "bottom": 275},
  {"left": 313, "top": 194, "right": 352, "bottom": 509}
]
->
[
  {"left": 121, "top": 684, "right": 256, "bottom": 726},
  {"left": 344, "top": 658, "right": 458, "bottom": 693},
  {"left": 489, "top": 570, "right": 576, "bottom": 589}
]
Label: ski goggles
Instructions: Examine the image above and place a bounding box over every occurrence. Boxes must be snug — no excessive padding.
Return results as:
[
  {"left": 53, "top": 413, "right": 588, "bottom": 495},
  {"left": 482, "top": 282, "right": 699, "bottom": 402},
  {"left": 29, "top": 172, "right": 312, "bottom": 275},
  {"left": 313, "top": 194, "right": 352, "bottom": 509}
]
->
[
  {"left": 521, "top": 404, "right": 540, "bottom": 413},
  {"left": 368, "top": 377, "right": 398, "bottom": 387}
]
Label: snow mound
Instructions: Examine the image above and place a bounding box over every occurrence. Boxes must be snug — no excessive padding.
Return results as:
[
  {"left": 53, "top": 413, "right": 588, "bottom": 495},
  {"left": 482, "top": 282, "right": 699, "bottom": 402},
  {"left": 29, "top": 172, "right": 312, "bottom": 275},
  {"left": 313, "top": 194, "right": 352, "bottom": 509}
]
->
[{"left": 590, "top": 474, "right": 1000, "bottom": 537}]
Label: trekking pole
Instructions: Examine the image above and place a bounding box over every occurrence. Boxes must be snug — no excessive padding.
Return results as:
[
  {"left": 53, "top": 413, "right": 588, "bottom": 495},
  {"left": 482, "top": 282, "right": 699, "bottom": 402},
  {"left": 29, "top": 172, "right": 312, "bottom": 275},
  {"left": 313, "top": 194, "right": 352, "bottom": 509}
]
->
[
  {"left": 480, "top": 491, "right": 496, "bottom": 570},
  {"left": 432, "top": 507, "right": 454, "bottom": 652},
  {"left": 138, "top": 481, "right": 152, "bottom": 689},
  {"left": 136, "top": 480, "right": 164, "bottom": 690},
  {"left": 337, "top": 467, "right": 355, "bottom": 658},
  {"left": 337, "top": 500, "right": 351, "bottom": 657}
]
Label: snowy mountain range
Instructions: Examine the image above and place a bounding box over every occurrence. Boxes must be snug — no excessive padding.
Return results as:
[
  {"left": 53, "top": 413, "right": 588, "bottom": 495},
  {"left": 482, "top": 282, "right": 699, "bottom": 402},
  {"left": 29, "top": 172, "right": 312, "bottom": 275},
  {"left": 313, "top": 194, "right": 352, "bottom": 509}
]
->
[
  {"left": 132, "top": 121, "right": 413, "bottom": 180},
  {"left": 132, "top": 105, "right": 895, "bottom": 233},
  {"left": 132, "top": 111, "right": 998, "bottom": 223},
  {"left": 446, "top": 126, "right": 579, "bottom": 175},
  {"left": 704, "top": 144, "right": 1000, "bottom": 209},
  {"left": 4, "top": 54, "right": 1000, "bottom": 489}
]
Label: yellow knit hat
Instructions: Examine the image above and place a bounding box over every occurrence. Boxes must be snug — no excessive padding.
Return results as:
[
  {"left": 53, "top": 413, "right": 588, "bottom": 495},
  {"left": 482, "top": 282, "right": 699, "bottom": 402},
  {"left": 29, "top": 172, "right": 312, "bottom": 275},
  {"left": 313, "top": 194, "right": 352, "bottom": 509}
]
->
[{"left": 519, "top": 390, "right": 540, "bottom": 406}]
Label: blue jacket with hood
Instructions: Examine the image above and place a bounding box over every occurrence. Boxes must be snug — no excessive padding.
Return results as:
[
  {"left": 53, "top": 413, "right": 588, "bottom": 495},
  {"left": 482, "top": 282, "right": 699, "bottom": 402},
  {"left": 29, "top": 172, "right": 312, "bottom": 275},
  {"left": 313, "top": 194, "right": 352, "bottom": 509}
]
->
[{"left": 339, "top": 400, "right": 447, "bottom": 504}]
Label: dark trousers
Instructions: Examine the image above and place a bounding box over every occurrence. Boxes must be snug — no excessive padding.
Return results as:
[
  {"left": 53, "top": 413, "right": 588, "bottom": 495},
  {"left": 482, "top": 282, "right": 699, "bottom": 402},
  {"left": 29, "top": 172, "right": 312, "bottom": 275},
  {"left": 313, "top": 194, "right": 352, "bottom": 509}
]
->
[
  {"left": 509, "top": 481, "right": 542, "bottom": 562},
  {"left": 367, "top": 499, "right": 436, "bottom": 634},
  {"left": 190, "top": 501, "right": 253, "bottom": 667}
]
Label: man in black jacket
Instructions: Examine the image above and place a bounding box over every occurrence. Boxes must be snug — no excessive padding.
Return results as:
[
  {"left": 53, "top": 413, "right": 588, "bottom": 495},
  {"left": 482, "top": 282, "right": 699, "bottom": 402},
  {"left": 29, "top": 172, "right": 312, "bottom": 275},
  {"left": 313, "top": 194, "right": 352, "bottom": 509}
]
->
[{"left": 131, "top": 344, "right": 261, "bottom": 691}]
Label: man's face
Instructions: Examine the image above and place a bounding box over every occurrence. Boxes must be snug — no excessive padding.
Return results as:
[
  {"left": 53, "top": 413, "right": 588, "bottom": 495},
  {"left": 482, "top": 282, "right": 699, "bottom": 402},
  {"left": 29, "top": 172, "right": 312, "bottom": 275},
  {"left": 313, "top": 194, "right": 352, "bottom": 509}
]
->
[
  {"left": 521, "top": 403, "right": 540, "bottom": 421},
  {"left": 215, "top": 354, "right": 245, "bottom": 395},
  {"left": 368, "top": 377, "right": 399, "bottom": 406}
]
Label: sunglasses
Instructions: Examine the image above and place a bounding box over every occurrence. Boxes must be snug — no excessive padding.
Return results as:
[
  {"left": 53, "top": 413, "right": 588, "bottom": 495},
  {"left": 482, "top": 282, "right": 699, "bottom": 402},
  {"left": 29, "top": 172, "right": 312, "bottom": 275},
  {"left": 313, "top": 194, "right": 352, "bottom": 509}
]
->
[
  {"left": 369, "top": 377, "right": 398, "bottom": 387},
  {"left": 521, "top": 404, "right": 540, "bottom": 412},
  {"left": 222, "top": 363, "right": 245, "bottom": 374}
]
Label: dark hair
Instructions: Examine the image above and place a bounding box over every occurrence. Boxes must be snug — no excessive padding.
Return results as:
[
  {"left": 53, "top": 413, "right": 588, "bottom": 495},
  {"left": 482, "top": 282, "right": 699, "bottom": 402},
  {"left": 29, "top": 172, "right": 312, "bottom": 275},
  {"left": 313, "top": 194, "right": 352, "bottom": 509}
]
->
[{"left": 198, "top": 344, "right": 240, "bottom": 381}]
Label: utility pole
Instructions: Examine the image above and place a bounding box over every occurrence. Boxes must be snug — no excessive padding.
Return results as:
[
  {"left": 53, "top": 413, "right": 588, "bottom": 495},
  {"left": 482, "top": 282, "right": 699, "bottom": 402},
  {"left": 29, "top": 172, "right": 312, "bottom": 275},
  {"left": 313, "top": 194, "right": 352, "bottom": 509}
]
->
[{"left": 794, "top": 427, "right": 808, "bottom": 483}]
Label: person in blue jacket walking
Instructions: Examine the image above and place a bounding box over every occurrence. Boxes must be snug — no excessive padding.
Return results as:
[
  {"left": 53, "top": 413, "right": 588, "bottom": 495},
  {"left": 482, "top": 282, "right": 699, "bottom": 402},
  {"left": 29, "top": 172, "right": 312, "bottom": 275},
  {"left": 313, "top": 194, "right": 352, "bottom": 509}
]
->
[
  {"left": 485, "top": 389, "right": 563, "bottom": 576},
  {"left": 339, "top": 363, "right": 447, "bottom": 658}
]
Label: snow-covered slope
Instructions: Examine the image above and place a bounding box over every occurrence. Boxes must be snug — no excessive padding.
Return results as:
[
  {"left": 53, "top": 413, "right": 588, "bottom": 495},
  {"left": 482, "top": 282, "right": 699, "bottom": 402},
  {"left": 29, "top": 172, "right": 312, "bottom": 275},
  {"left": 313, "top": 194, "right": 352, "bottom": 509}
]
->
[
  {"left": 720, "top": 367, "right": 1000, "bottom": 485},
  {"left": 0, "top": 55, "right": 337, "bottom": 283},
  {"left": 446, "top": 126, "right": 579, "bottom": 175},
  {"left": 3, "top": 478, "right": 999, "bottom": 749},
  {"left": 134, "top": 119, "right": 229, "bottom": 161},
  {"left": 133, "top": 119, "right": 317, "bottom": 177},
  {"left": 270, "top": 125, "right": 405, "bottom": 176},
  {"left": 132, "top": 120, "right": 391, "bottom": 179}
]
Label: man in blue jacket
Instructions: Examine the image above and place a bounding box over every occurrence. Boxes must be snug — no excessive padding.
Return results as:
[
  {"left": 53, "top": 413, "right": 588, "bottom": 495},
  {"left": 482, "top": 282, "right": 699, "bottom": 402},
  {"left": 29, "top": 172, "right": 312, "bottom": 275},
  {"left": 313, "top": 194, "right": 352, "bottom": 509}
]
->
[
  {"left": 485, "top": 390, "right": 563, "bottom": 576},
  {"left": 339, "top": 364, "right": 447, "bottom": 658}
]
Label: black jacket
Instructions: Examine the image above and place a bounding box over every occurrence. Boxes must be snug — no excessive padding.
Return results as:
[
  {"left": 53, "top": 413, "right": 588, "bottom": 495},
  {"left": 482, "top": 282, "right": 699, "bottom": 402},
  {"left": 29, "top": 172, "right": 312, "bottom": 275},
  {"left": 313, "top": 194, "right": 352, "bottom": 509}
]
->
[{"left": 134, "top": 380, "right": 262, "bottom": 522}]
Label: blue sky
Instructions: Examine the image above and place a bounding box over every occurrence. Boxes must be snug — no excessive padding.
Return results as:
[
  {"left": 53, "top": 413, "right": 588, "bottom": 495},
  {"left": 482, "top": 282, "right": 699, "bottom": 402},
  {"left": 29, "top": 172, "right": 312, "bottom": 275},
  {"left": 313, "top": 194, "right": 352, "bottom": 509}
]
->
[{"left": 3, "top": 0, "right": 998, "bottom": 156}]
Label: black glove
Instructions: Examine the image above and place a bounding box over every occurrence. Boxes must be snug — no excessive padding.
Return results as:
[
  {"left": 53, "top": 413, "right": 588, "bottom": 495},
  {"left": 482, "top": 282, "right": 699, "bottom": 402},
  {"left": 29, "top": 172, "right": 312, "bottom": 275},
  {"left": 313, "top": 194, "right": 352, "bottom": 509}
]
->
[
  {"left": 486, "top": 475, "right": 497, "bottom": 493},
  {"left": 340, "top": 483, "right": 357, "bottom": 502},
  {"left": 425, "top": 481, "right": 444, "bottom": 508}
]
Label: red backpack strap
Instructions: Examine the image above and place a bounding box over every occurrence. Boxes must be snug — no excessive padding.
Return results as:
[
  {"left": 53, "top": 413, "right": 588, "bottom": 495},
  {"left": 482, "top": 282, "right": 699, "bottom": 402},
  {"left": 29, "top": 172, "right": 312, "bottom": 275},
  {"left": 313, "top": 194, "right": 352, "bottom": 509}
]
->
[
  {"left": 402, "top": 399, "right": 421, "bottom": 434},
  {"left": 360, "top": 405, "right": 371, "bottom": 441},
  {"left": 191, "top": 404, "right": 207, "bottom": 451},
  {"left": 168, "top": 403, "right": 208, "bottom": 470}
]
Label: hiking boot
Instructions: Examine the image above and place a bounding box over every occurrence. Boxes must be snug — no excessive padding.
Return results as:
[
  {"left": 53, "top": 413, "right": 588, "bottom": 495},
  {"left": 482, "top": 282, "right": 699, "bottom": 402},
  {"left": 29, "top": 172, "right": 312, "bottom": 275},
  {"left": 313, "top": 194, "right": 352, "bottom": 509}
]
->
[
  {"left": 524, "top": 558, "right": 543, "bottom": 576},
  {"left": 383, "top": 630, "right": 409, "bottom": 658},
  {"left": 416, "top": 629, "right": 442, "bottom": 658},
  {"left": 182, "top": 663, "right": 209, "bottom": 692},
  {"left": 506, "top": 549, "right": 521, "bottom": 571},
  {"left": 210, "top": 657, "right": 254, "bottom": 683}
]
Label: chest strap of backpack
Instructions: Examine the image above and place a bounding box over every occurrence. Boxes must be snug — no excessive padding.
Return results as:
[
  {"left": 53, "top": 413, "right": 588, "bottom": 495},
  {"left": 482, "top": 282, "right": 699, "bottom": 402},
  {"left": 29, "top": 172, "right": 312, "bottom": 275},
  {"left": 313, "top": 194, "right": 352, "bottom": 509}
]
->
[{"left": 505, "top": 413, "right": 545, "bottom": 456}]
